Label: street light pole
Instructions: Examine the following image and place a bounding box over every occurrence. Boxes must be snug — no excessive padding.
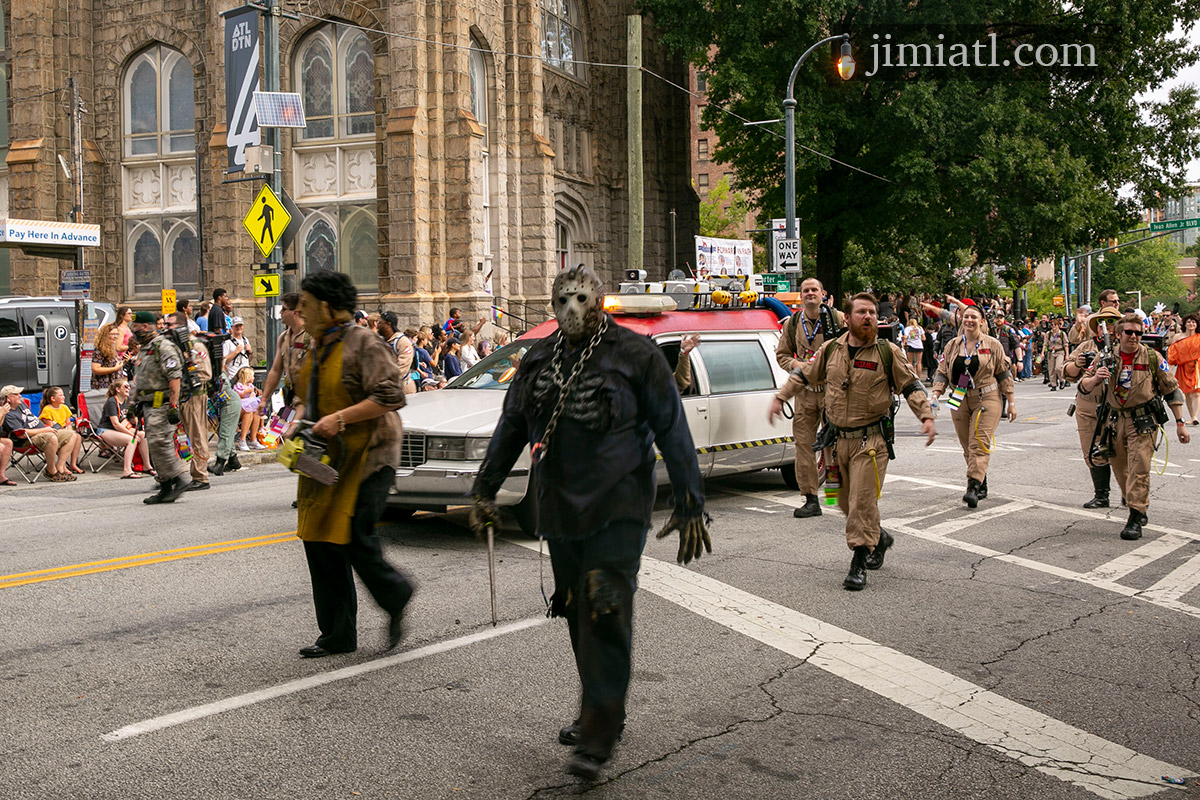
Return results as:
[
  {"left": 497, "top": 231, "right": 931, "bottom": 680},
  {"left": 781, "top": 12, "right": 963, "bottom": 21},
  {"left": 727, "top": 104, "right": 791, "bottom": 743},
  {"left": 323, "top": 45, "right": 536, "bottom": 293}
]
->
[
  {"left": 1125, "top": 290, "right": 1142, "bottom": 311},
  {"left": 783, "top": 33, "right": 851, "bottom": 242}
]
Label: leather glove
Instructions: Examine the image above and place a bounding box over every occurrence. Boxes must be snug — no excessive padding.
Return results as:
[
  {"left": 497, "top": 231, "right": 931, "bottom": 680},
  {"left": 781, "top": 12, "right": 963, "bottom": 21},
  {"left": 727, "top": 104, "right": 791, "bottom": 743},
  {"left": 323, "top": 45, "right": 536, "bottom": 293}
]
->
[
  {"left": 167, "top": 406, "right": 181, "bottom": 426},
  {"left": 656, "top": 507, "right": 712, "bottom": 565},
  {"left": 470, "top": 494, "right": 501, "bottom": 541}
]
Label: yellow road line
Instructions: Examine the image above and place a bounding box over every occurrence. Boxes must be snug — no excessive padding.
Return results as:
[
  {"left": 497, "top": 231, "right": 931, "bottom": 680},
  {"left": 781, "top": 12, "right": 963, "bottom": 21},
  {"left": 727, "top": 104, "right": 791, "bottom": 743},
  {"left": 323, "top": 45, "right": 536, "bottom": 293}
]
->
[{"left": 0, "top": 532, "right": 296, "bottom": 590}]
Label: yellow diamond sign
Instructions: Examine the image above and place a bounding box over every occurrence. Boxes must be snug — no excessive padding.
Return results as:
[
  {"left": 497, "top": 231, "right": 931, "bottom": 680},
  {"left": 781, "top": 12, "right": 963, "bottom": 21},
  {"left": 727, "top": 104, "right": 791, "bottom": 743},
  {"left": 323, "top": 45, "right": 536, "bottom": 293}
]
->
[
  {"left": 242, "top": 184, "right": 291, "bottom": 259},
  {"left": 253, "top": 273, "right": 281, "bottom": 298}
]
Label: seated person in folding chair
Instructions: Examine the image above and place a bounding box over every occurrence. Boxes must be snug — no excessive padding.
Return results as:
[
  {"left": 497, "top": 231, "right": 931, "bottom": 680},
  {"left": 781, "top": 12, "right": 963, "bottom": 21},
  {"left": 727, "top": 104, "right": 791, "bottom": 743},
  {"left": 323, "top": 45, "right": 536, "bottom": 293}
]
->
[
  {"left": 94, "top": 377, "right": 152, "bottom": 479},
  {"left": 39, "top": 386, "right": 85, "bottom": 475},
  {"left": 1, "top": 384, "right": 77, "bottom": 482},
  {"left": 0, "top": 433, "right": 14, "bottom": 486}
]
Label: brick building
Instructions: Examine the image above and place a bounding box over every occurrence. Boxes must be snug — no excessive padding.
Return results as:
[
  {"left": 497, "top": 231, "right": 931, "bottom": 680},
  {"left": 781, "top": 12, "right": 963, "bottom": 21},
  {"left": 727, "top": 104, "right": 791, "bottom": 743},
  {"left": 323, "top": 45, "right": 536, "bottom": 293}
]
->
[
  {"left": 0, "top": 0, "right": 697, "bottom": 344},
  {"left": 688, "top": 63, "right": 755, "bottom": 244}
]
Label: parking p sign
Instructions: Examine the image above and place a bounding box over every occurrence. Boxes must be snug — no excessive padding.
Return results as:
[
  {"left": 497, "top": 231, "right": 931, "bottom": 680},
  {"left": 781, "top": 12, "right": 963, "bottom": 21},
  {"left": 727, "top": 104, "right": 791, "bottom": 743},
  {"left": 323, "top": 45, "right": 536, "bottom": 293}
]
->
[{"left": 774, "top": 237, "right": 801, "bottom": 272}]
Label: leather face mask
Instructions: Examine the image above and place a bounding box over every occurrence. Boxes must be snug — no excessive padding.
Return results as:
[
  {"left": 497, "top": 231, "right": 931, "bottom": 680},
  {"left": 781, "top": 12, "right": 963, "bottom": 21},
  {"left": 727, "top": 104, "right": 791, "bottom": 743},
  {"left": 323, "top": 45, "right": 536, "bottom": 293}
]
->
[{"left": 552, "top": 265, "right": 604, "bottom": 345}]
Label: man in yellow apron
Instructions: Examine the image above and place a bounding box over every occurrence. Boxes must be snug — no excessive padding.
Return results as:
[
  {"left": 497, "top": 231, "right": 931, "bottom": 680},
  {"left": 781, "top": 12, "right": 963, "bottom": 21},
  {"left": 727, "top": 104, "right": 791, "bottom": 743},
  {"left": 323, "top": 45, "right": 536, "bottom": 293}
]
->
[{"left": 289, "top": 271, "right": 413, "bottom": 658}]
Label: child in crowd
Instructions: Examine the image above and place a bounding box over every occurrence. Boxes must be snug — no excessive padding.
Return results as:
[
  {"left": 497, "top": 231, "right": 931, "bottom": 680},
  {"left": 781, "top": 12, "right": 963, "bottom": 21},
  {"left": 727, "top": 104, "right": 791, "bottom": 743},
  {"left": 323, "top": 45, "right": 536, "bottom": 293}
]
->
[
  {"left": 39, "top": 386, "right": 84, "bottom": 474},
  {"left": 233, "top": 366, "right": 265, "bottom": 451}
]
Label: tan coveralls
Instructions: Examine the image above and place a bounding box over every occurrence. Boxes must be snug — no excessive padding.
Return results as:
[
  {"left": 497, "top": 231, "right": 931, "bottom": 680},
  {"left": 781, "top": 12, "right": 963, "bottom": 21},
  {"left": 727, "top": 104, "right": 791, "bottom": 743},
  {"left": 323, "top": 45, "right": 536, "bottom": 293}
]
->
[
  {"left": 1046, "top": 330, "right": 1068, "bottom": 384},
  {"left": 1063, "top": 338, "right": 1106, "bottom": 466},
  {"left": 933, "top": 334, "right": 1013, "bottom": 482},
  {"left": 774, "top": 307, "right": 846, "bottom": 495},
  {"left": 778, "top": 335, "right": 932, "bottom": 550},
  {"left": 179, "top": 334, "right": 213, "bottom": 485},
  {"left": 1084, "top": 346, "right": 1179, "bottom": 514}
]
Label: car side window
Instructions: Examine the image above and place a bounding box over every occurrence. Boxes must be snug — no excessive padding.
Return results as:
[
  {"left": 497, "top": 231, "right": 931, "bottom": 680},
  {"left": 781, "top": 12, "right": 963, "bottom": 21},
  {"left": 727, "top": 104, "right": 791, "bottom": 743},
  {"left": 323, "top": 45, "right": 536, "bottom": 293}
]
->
[
  {"left": 658, "top": 342, "right": 700, "bottom": 397},
  {"left": 698, "top": 341, "right": 775, "bottom": 395},
  {"left": 0, "top": 309, "right": 20, "bottom": 338}
]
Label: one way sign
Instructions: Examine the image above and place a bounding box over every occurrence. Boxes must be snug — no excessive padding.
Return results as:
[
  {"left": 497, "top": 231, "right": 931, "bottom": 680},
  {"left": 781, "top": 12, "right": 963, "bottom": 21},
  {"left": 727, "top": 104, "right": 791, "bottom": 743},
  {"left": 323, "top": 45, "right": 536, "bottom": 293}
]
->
[
  {"left": 253, "top": 273, "right": 281, "bottom": 297},
  {"left": 774, "top": 237, "right": 801, "bottom": 272}
]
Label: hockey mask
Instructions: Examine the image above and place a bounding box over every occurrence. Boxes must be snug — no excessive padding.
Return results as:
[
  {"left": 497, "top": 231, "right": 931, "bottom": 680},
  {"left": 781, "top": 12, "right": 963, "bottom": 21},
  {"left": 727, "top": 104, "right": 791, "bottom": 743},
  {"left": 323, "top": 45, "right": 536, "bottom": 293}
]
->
[{"left": 552, "top": 266, "right": 605, "bottom": 345}]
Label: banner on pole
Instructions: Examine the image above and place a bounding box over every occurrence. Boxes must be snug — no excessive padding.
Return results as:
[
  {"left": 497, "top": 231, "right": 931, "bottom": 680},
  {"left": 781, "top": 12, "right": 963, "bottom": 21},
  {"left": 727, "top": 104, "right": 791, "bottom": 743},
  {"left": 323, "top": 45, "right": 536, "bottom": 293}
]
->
[
  {"left": 225, "top": 7, "right": 261, "bottom": 173},
  {"left": 694, "top": 236, "right": 754, "bottom": 278}
]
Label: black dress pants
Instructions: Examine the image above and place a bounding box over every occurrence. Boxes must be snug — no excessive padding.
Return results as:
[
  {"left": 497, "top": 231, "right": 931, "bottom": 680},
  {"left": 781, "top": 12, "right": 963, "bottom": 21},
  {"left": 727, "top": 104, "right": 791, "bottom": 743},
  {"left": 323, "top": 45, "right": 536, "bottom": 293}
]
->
[
  {"left": 303, "top": 467, "right": 412, "bottom": 651},
  {"left": 547, "top": 520, "right": 648, "bottom": 762}
]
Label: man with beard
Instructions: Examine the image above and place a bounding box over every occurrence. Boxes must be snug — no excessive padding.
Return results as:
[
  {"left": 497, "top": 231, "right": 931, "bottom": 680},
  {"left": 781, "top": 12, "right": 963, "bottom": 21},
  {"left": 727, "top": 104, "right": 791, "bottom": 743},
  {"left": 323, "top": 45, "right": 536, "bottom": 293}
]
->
[
  {"left": 131, "top": 311, "right": 192, "bottom": 504},
  {"left": 774, "top": 277, "right": 845, "bottom": 519},
  {"left": 1080, "top": 313, "right": 1190, "bottom": 539},
  {"left": 470, "top": 265, "right": 708, "bottom": 781},
  {"left": 289, "top": 271, "right": 414, "bottom": 658},
  {"left": 770, "top": 293, "right": 936, "bottom": 590}
]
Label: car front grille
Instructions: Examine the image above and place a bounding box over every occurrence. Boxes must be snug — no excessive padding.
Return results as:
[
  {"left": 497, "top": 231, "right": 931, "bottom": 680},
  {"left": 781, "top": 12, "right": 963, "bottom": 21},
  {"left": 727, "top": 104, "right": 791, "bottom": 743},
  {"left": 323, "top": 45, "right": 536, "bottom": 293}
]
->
[{"left": 400, "top": 432, "right": 426, "bottom": 469}]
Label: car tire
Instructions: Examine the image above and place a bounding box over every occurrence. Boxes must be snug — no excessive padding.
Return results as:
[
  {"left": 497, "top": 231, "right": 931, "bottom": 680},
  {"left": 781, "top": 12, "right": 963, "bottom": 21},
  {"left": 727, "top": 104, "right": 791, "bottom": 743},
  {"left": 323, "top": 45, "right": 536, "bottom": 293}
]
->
[
  {"left": 780, "top": 465, "right": 799, "bottom": 491},
  {"left": 511, "top": 491, "right": 539, "bottom": 538}
]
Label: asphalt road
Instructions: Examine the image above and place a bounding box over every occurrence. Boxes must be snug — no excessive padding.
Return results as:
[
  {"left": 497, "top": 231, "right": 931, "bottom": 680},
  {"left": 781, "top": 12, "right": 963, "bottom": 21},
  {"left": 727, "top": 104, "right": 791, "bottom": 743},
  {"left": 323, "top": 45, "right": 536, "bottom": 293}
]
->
[{"left": 1, "top": 378, "right": 1198, "bottom": 800}]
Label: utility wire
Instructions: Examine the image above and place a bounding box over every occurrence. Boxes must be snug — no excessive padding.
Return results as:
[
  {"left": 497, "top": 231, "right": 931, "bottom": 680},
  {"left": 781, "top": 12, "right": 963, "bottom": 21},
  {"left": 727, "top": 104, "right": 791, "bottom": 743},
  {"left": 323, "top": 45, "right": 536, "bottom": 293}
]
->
[{"left": 290, "top": 7, "right": 889, "bottom": 183}]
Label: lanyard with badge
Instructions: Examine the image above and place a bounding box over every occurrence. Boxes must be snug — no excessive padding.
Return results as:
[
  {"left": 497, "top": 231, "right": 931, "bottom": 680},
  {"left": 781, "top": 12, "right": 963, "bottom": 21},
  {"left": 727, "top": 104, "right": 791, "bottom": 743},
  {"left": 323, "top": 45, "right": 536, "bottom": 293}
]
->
[{"left": 946, "top": 336, "right": 980, "bottom": 410}]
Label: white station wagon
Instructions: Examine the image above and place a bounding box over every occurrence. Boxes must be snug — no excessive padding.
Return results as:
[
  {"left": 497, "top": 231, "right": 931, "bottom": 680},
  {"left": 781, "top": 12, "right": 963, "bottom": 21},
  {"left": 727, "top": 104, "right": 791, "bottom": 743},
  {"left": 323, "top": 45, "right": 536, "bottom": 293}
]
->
[{"left": 390, "top": 297, "right": 802, "bottom": 533}]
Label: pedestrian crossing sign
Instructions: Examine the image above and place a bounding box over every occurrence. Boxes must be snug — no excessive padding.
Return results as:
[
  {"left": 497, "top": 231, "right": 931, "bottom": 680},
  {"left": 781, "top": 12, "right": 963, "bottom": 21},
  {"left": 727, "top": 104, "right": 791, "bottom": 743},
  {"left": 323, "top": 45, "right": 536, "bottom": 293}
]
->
[
  {"left": 242, "top": 184, "right": 291, "bottom": 259},
  {"left": 253, "top": 273, "right": 281, "bottom": 298}
]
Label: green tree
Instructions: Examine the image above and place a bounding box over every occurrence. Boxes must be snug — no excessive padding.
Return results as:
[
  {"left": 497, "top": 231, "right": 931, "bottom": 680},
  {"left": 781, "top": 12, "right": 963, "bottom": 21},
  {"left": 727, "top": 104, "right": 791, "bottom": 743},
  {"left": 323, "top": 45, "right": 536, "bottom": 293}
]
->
[
  {"left": 698, "top": 175, "right": 753, "bottom": 239},
  {"left": 1091, "top": 239, "right": 1187, "bottom": 299},
  {"left": 637, "top": 0, "right": 1200, "bottom": 299}
]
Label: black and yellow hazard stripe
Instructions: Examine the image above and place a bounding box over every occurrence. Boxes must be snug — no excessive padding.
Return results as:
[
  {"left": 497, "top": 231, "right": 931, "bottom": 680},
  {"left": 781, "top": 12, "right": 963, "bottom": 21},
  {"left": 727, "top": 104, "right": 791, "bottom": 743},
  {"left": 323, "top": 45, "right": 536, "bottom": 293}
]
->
[{"left": 697, "top": 436, "right": 794, "bottom": 455}]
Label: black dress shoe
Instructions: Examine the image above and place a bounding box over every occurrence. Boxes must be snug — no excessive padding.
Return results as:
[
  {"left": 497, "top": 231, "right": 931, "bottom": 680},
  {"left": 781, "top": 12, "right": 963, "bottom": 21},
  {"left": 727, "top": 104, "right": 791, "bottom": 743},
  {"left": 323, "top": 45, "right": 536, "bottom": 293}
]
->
[
  {"left": 185, "top": 481, "right": 210, "bottom": 491},
  {"left": 566, "top": 752, "right": 605, "bottom": 781},
  {"left": 793, "top": 494, "right": 822, "bottom": 518},
  {"left": 843, "top": 546, "right": 869, "bottom": 591},
  {"left": 299, "top": 644, "right": 355, "bottom": 658},
  {"left": 386, "top": 581, "right": 416, "bottom": 651},
  {"left": 864, "top": 529, "right": 893, "bottom": 571}
]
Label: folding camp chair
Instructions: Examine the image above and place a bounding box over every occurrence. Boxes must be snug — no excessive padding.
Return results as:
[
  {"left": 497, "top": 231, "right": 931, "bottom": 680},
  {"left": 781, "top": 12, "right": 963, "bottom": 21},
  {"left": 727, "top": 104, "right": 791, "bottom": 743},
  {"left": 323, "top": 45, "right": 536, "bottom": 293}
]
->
[
  {"left": 76, "top": 393, "right": 119, "bottom": 474},
  {"left": 7, "top": 400, "right": 48, "bottom": 483}
]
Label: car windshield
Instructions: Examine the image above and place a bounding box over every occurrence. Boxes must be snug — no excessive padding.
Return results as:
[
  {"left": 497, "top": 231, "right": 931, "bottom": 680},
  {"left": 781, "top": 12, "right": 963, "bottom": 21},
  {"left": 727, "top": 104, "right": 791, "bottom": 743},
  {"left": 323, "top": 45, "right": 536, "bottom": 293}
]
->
[{"left": 446, "top": 339, "right": 541, "bottom": 389}]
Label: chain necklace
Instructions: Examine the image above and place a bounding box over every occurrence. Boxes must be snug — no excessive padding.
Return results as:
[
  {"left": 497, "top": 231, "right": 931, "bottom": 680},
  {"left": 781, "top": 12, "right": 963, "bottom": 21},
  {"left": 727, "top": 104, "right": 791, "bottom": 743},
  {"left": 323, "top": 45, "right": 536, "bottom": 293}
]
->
[{"left": 531, "top": 316, "right": 609, "bottom": 464}]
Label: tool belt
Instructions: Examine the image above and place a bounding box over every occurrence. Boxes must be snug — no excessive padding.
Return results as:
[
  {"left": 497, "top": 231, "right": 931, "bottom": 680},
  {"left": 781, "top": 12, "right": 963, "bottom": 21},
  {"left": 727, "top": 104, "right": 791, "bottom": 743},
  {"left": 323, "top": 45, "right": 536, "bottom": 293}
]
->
[
  {"left": 836, "top": 420, "right": 887, "bottom": 439},
  {"left": 1115, "top": 398, "right": 1170, "bottom": 431}
]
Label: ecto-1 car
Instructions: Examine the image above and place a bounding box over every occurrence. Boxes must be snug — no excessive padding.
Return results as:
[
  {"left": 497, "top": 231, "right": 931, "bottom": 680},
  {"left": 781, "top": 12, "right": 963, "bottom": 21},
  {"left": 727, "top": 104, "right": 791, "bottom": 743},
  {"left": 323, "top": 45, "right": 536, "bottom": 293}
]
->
[{"left": 390, "top": 294, "right": 799, "bottom": 533}]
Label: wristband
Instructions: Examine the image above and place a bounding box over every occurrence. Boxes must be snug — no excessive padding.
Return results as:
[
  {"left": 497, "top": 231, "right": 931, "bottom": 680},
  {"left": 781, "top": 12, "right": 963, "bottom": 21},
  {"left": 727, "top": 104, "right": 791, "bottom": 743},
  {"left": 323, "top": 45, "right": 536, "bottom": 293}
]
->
[{"left": 337, "top": 410, "right": 346, "bottom": 433}]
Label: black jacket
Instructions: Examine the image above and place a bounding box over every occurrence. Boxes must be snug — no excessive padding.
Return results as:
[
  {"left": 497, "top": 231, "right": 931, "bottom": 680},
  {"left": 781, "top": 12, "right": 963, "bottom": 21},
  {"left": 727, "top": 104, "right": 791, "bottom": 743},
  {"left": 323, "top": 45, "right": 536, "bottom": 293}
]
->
[{"left": 473, "top": 318, "right": 703, "bottom": 539}]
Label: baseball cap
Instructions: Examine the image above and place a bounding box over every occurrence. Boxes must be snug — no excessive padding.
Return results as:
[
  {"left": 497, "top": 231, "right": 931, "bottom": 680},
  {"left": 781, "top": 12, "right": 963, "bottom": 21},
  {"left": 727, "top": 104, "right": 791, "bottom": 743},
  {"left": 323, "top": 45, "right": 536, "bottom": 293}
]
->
[
  {"left": 230, "top": 316, "right": 245, "bottom": 327},
  {"left": 1, "top": 384, "right": 24, "bottom": 397},
  {"left": 354, "top": 310, "right": 368, "bottom": 321}
]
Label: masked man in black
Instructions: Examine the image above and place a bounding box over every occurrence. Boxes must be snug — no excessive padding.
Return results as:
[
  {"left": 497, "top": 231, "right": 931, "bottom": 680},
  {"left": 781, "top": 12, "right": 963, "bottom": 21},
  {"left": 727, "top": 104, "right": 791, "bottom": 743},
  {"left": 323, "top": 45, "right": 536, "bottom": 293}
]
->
[{"left": 471, "top": 265, "right": 709, "bottom": 781}]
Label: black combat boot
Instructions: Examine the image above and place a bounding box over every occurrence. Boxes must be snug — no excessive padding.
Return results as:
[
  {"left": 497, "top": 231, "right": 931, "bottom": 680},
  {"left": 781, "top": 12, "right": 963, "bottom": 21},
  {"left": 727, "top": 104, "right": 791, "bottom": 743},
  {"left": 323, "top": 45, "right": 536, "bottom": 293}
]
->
[
  {"left": 1082, "top": 465, "right": 1110, "bottom": 509},
  {"left": 559, "top": 719, "right": 625, "bottom": 746},
  {"left": 226, "top": 453, "right": 243, "bottom": 472},
  {"left": 793, "top": 494, "right": 822, "bottom": 518},
  {"left": 843, "top": 546, "right": 869, "bottom": 591},
  {"left": 864, "top": 529, "right": 894, "bottom": 571},
  {"left": 977, "top": 475, "right": 988, "bottom": 500},
  {"left": 1120, "top": 509, "right": 1147, "bottom": 541},
  {"left": 209, "top": 457, "right": 226, "bottom": 476},
  {"left": 143, "top": 479, "right": 173, "bottom": 505},
  {"left": 962, "top": 477, "right": 981, "bottom": 509},
  {"left": 144, "top": 475, "right": 190, "bottom": 505}
]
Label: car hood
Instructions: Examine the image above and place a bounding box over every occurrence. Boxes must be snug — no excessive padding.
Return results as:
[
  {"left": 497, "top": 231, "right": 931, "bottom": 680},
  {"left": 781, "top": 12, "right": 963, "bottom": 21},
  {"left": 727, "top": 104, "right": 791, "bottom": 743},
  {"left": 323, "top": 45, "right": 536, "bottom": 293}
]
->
[{"left": 399, "top": 389, "right": 506, "bottom": 438}]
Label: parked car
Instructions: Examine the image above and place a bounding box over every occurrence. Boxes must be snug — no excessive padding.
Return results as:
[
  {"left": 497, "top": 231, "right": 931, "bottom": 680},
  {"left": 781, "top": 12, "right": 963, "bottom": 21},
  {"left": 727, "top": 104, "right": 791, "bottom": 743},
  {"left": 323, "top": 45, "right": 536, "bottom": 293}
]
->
[
  {"left": 390, "top": 298, "right": 798, "bottom": 533},
  {"left": 0, "top": 296, "right": 116, "bottom": 391}
]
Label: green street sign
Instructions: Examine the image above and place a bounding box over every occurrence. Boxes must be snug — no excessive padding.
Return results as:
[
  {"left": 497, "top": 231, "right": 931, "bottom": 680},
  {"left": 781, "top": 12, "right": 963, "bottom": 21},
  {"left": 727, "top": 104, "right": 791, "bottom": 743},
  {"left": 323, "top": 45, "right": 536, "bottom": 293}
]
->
[
  {"left": 761, "top": 273, "right": 789, "bottom": 290},
  {"left": 1149, "top": 217, "right": 1200, "bottom": 233}
]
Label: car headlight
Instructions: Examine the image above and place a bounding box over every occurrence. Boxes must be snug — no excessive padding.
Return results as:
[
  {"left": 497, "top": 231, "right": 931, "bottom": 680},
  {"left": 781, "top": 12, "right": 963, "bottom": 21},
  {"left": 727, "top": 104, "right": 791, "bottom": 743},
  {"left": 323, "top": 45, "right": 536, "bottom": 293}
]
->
[
  {"left": 425, "top": 436, "right": 466, "bottom": 460},
  {"left": 465, "top": 437, "right": 491, "bottom": 460}
]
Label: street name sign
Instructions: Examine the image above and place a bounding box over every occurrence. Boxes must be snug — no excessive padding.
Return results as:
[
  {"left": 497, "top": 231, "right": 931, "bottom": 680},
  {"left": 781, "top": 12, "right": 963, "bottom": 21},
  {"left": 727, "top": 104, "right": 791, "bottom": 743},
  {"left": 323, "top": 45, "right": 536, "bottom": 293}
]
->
[
  {"left": 1149, "top": 217, "right": 1200, "bottom": 233},
  {"left": 243, "top": 184, "right": 291, "bottom": 259},
  {"left": 253, "top": 273, "right": 281, "bottom": 298},
  {"left": 775, "top": 237, "right": 801, "bottom": 272}
]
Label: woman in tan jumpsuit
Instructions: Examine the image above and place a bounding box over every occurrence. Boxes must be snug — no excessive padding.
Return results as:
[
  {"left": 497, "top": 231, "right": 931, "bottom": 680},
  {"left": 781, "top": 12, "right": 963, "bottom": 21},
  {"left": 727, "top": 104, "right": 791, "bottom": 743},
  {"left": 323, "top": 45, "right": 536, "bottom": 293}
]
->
[{"left": 931, "top": 306, "right": 1017, "bottom": 508}]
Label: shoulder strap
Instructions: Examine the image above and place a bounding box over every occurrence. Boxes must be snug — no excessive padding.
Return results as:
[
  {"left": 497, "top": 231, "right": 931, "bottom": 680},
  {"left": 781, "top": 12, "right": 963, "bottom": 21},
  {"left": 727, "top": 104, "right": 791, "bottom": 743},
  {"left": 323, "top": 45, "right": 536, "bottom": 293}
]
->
[{"left": 876, "top": 340, "right": 895, "bottom": 394}]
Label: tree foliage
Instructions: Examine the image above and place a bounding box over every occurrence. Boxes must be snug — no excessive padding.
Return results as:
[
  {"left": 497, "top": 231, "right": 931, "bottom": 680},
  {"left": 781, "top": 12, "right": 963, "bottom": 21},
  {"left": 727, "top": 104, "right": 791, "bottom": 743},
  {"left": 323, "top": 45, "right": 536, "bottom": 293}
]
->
[
  {"left": 1091, "top": 238, "right": 1187, "bottom": 299},
  {"left": 699, "top": 175, "right": 754, "bottom": 238},
  {"left": 638, "top": 0, "right": 1200, "bottom": 298}
]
